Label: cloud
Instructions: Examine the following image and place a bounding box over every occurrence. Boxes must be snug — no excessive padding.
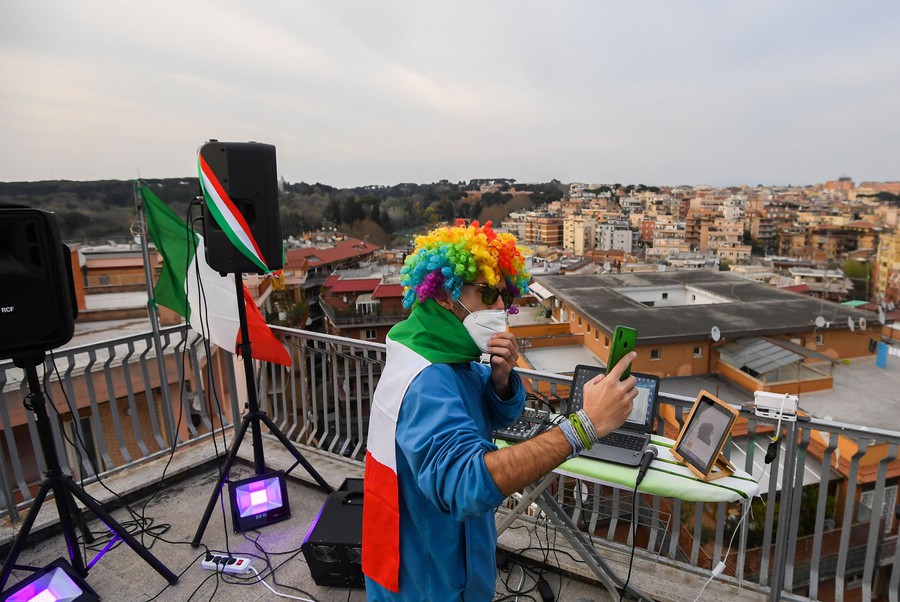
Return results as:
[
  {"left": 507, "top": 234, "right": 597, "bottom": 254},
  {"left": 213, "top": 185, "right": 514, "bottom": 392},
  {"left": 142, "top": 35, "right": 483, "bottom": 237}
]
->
[{"left": 1, "top": 0, "right": 899, "bottom": 186}]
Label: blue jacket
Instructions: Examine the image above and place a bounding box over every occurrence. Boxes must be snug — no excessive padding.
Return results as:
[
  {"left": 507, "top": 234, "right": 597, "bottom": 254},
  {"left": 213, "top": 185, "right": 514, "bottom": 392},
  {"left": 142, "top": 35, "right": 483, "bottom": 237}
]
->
[{"left": 365, "top": 361, "right": 524, "bottom": 601}]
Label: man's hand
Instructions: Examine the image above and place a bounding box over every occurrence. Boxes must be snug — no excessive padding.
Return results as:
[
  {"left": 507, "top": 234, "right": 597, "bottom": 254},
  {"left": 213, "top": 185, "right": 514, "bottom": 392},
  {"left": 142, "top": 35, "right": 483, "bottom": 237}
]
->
[
  {"left": 582, "top": 352, "right": 639, "bottom": 437},
  {"left": 486, "top": 331, "right": 519, "bottom": 398}
]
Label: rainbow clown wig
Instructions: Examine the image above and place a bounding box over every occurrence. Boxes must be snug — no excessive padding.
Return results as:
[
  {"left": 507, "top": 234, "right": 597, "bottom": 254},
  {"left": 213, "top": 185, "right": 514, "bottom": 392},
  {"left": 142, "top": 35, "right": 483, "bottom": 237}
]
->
[{"left": 400, "top": 219, "right": 530, "bottom": 310}]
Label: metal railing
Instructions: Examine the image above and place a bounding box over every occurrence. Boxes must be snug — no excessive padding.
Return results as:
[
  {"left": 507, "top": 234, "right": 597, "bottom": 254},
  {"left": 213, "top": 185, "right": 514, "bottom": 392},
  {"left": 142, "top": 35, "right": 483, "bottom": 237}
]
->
[
  {"left": 1, "top": 324, "right": 897, "bottom": 601},
  {"left": 0, "top": 325, "right": 240, "bottom": 521}
]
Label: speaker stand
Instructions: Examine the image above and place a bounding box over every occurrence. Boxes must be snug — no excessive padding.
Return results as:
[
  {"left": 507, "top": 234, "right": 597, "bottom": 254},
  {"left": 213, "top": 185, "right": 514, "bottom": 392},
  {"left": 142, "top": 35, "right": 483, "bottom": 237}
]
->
[
  {"left": 0, "top": 353, "right": 178, "bottom": 591},
  {"left": 191, "top": 273, "right": 333, "bottom": 547}
]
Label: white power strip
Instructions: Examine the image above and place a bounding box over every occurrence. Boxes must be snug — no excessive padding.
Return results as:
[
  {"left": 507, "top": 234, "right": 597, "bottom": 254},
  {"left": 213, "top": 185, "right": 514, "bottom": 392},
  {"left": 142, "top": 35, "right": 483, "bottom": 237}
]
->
[{"left": 202, "top": 553, "right": 252, "bottom": 574}]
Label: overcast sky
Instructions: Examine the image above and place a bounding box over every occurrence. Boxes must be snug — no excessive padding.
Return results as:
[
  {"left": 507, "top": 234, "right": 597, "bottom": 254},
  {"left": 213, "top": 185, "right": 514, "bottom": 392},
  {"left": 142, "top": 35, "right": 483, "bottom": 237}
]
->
[{"left": 2, "top": 1, "right": 898, "bottom": 188}]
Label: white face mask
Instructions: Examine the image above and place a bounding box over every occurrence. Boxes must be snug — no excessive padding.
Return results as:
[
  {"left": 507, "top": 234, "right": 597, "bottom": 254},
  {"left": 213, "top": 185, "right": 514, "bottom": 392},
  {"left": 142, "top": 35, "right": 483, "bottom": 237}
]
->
[{"left": 461, "top": 307, "right": 508, "bottom": 353}]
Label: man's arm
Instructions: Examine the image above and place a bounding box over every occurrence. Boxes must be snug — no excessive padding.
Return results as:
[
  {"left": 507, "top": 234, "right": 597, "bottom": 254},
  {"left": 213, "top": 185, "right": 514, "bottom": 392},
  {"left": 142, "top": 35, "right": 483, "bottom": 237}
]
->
[{"left": 484, "top": 353, "right": 638, "bottom": 496}]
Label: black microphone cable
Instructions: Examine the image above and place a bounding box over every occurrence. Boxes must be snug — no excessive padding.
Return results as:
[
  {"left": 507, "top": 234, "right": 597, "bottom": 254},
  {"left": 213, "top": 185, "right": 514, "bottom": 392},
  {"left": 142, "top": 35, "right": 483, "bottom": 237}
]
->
[{"left": 620, "top": 444, "right": 658, "bottom": 601}]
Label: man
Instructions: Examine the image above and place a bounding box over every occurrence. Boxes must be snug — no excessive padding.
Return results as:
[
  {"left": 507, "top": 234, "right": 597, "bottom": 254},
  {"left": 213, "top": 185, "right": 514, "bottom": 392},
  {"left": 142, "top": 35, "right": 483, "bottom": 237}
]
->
[{"left": 363, "top": 220, "right": 637, "bottom": 600}]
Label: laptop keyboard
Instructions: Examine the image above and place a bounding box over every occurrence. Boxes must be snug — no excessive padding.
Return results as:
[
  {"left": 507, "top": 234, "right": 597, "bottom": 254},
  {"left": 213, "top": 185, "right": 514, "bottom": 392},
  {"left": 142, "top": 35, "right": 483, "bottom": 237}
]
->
[{"left": 596, "top": 430, "right": 645, "bottom": 451}]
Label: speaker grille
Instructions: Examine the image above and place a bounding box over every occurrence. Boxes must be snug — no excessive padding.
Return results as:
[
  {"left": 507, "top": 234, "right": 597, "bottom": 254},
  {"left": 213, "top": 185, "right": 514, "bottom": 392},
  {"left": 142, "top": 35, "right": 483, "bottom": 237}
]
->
[
  {"left": 0, "top": 209, "right": 74, "bottom": 358},
  {"left": 312, "top": 545, "right": 341, "bottom": 564}
]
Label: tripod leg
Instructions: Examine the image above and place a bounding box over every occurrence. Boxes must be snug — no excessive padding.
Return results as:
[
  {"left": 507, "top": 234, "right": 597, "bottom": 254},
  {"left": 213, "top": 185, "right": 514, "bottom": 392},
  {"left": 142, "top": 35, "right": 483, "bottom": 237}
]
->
[
  {"left": 49, "top": 479, "right": 87, "bottom": 576},
  {"left": 64, "top": 479, "right": 177, "bottom": 584},
  {"left": 191, "top": 415, "right": 252, "bottom": 547},
  {"left": 0, "top": 482, "right": 52, "bottom": 590},
  {"left": 258, "top": 413, "right": 333, "bottom": 493}
]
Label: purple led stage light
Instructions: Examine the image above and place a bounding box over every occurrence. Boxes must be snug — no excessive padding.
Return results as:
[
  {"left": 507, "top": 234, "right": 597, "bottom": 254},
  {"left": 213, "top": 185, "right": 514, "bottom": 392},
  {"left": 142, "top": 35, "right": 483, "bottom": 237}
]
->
[
  {"left": 227, "top": 471, "right": 291, "bottom": 533},
  {"left": 2, "top": 558, "right": 98, "bottom": 602}
]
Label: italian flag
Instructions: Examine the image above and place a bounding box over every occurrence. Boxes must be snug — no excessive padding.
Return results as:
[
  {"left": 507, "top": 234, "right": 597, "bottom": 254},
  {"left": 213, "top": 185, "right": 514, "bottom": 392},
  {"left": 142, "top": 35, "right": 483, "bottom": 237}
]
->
[
  {"left": 362, "top": 300, "right": 479, "bottom": 592},
  {"left": 140, "top": 185, "right": 290, "bottom": 366}
]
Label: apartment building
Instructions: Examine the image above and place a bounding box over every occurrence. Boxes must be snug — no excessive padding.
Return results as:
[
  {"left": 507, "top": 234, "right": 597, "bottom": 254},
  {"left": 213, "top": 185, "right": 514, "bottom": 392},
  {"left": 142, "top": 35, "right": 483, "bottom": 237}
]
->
[
  {"left": 318, "top": 269, "right": 406, "bottom": 343},
  {"left": 875, "top": 230, "right": 900, "bottom": 306},
  {"left": 525, "top": 214, "right": 565, "bottom": 247},
  {"left": 595, "top": 219, "right": 633, "bottom": 253},
  {"left": 562, "top": 215, "right": 596, "bottom": 255},
  {"left": 530, "top": 270, "right": 878, "bottom": 395}
]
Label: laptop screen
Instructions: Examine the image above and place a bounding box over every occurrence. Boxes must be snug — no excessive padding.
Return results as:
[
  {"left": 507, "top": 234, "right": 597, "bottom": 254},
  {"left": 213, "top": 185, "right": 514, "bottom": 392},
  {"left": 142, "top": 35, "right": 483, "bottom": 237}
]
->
[{"left": 568, "top": 365, "right": 660, "bottom": 433}]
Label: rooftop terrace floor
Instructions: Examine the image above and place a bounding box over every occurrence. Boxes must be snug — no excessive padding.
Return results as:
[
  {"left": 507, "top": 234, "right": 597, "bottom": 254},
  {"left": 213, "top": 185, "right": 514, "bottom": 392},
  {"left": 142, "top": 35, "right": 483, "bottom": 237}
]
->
[{"left": 0, "top": 440, "right": 615, "bottom": 601}]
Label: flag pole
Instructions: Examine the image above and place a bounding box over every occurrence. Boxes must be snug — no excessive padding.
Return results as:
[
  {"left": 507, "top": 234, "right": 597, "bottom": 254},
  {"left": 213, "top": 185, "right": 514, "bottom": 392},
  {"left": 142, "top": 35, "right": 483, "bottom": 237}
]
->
[{"left": 133, "top": 181, "right": 179, "bottom": 447}]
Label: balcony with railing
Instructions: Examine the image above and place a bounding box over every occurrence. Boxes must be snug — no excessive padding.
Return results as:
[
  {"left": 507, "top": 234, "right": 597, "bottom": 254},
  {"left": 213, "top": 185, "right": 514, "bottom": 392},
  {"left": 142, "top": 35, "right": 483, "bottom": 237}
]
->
[
  {"left": 318, "top": 297, "right": 408, "bottom": 329},
  {"left": 0, "top": 325, "right": 898, "bottom": 601}
]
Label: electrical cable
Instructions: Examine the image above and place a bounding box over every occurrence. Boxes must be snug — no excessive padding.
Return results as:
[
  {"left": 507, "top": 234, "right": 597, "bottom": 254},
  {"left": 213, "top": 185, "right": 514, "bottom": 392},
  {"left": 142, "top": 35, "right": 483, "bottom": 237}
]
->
[
  {"left": 618, "top": 484, "right": 640, "bottom": 601},
  {"left": 45, "top": 354, "right": 174, "bottom": 548},
  {"left": 691, "top": 498, "right": 751, "bottom": 602},
  {"left": 247, "top": 565, "right": 317, "bottom": 601}
]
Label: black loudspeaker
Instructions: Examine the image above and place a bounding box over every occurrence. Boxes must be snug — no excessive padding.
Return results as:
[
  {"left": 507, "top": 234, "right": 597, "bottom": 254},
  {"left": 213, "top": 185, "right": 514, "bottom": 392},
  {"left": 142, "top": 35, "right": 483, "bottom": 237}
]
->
[
  {"left": 199, "top": 140, "right": 283, "bottom": 275},
  {"left": 301, "top": 479, "right": 364, "bottom": 588},
  {"left": 0, "top": 208, "right": 76, "bottom": 359}
]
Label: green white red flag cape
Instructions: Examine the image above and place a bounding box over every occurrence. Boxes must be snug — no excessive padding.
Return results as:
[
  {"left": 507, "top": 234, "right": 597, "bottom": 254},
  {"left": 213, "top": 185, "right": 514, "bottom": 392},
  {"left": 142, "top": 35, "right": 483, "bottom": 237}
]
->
[
  {"left": 140, "top": 185, "right": 290, "bottom": 366},
  {"left": 362, "top": 299, "right": 479, "bottom": 591}
]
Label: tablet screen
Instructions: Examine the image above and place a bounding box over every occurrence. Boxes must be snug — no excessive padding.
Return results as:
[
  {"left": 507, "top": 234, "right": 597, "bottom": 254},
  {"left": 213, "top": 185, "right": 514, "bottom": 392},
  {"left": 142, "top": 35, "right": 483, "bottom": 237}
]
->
[{"left": 674, "top": 393, "right": 737, "bottom": 476}]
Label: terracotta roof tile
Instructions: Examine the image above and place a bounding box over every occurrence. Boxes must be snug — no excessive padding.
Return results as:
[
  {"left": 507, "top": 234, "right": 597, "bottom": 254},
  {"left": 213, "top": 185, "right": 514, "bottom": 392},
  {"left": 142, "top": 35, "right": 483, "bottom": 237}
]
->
[
  {"left": 373, "top": 284, "right": 404, "bottom": 299},
  {"left": 328, "top": 278, "right": 382, "bottom": 293}
]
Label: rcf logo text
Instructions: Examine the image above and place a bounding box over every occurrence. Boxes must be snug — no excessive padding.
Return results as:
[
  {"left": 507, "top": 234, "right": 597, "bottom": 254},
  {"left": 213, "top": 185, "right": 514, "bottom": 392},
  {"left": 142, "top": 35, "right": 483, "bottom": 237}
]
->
[{"left": 0, "top": 307, "right": 13, "bottom": 314}]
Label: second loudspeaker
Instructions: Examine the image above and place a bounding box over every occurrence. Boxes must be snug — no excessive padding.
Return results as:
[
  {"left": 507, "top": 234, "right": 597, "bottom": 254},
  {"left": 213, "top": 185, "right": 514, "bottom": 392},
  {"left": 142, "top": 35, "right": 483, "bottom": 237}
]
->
[{"left": 199, "top": 141, "right": 283, "bottom": 275}]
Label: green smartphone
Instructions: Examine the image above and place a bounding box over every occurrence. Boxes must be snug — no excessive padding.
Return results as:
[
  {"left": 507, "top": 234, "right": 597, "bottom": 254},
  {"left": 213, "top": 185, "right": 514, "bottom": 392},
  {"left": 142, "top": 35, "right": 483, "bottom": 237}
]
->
[{"left": 607, "top": 325, "right": 637, "bottom": 380}]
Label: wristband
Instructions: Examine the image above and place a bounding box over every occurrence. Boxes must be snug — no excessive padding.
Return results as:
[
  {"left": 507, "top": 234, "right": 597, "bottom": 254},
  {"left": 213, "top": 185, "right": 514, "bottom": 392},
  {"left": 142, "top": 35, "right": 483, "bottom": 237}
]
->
[
  {"left": 568, "top": 412, "right": 591, "bottom": 449},
  {"left": 558, "top": 419, "right": 584, "bottom": 455},
  {"left": 576, "top": 409, "right": 599, "bottom": 444}
]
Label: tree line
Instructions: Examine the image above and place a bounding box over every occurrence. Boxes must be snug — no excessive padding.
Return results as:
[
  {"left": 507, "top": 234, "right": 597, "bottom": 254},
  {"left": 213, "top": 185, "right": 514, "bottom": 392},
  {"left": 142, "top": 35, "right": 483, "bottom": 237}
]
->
[{"left": 0, "top": 178, "right": 565, "bottom": 246}]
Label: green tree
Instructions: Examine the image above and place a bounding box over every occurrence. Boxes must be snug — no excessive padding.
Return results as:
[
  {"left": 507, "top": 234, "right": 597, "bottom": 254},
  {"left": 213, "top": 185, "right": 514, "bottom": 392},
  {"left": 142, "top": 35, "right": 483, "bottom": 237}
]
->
[{"left": 843, "top": 259, "right": 873, "bottom": 301}]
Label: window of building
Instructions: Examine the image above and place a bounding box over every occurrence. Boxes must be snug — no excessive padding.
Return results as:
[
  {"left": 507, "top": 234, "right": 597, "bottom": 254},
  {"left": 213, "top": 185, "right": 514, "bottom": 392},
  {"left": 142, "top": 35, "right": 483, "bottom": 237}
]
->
[
  {"left": 816, "top": 333, "right": 824, "bottom": 345},
  {"left": 362, "top": 329, "right": 377, "bottom": 340},
  {"left": 586, "top": 324, "right": 591, "bottom": 333},
  {"left": 578, "top": 316, "right": 582, "bottom": 326},
  {"left": 604, "top": 336, "right": 609, "bottom": 347},
  {"left": 594, "top": 330, "right": 599, "bottom": 341},
  {"left": 693, "top": 346, "right": 702, "bottom": 358},
  {"left": 662, "top": 292, "right": 669, "bottom": 300},
  {"left": 651, "top": 349, "right": 661, "bottom": 361},
  {"left": 857, "top": 485, "right": 898, "bottom": 533}
]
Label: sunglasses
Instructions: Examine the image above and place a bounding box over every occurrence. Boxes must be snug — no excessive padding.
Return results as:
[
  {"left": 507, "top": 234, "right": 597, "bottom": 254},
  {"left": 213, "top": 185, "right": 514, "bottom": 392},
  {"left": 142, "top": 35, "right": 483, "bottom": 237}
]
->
[{"left": 463, "top": 283, "right": 516, "bottom": 308}]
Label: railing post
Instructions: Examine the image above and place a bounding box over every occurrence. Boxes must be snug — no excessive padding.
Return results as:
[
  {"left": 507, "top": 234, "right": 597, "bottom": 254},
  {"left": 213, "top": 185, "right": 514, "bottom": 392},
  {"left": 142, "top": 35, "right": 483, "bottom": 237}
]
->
[{"left": 769, "top": 418, "right": 798, "bottom": 602}]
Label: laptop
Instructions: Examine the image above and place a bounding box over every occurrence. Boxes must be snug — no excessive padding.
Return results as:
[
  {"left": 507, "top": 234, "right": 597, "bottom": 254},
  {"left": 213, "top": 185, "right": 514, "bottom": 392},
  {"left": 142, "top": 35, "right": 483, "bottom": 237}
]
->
[{"left": 566, "top": 364, "right": 660, "bottom": 466}]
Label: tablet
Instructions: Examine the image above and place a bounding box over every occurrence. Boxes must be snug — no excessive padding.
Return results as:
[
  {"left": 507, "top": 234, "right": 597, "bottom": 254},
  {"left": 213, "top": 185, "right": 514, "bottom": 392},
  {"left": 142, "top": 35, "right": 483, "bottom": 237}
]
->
[{"left": 671, "top": 390, "right": 739, "bottom": 481}]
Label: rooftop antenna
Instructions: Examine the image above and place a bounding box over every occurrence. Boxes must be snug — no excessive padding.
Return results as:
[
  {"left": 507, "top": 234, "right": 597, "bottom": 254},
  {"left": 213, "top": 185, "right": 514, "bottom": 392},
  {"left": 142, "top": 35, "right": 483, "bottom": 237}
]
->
[
  {"left": 710, "top": 325, "right": 721, "bottom": 342},
  {"left": 814, "top": 316, "right": 826, "bottom": 329}
]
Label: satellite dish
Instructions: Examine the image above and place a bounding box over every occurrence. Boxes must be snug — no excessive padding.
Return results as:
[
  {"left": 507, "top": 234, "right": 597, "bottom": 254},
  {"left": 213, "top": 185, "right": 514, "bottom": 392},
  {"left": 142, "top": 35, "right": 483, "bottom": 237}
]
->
[
  {"left": 847, "top": 316, "right": 855, "bottom": 332},
  {"left": 814, "top": 316, "right": 826, "bottom": 328},
  {"left": 859, "top": 317, "right": 867, "bottom": 331},
  {"left": 710, "top": 325, "right": 721, "bottom": 342}
]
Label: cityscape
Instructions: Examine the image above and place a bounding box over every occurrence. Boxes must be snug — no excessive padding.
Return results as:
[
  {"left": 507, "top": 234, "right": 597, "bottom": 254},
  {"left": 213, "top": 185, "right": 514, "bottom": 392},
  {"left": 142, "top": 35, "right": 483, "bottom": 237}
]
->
[
  {"left": 2, "top": 2, "right": 900, "bottom": 600},
  {"left": 2, "top": 171, "right": 897, "bottom": 600}
]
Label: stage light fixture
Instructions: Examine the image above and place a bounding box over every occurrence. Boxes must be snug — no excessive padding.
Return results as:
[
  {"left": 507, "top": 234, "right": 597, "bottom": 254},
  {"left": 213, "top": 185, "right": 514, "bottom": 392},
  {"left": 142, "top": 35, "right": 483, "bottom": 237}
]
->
[
  {"left": 227, "top": 470, "right": 290, "bottom": 533},
  {"left": 1, "top": 558, "right": 99, "bottom": 602}
]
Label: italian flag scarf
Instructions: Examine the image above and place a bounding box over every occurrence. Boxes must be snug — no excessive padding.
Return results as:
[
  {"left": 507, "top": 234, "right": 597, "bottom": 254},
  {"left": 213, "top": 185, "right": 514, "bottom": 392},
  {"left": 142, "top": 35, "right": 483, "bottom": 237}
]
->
[{"left": 362, "top": 299, "right": 479, "bottom": 592}]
